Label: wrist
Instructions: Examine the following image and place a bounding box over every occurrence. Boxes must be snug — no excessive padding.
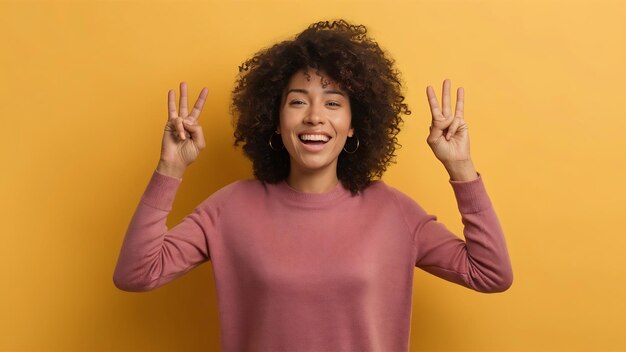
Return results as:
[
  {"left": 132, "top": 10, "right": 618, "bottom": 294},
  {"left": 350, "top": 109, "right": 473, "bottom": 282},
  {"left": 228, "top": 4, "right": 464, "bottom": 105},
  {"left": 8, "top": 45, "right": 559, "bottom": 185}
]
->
[
  {"left": 443, "top": 159, "right": 478, "bottom": 182},
  {"left": 156, "top": 160, "right": 186, "bottom": 179}
]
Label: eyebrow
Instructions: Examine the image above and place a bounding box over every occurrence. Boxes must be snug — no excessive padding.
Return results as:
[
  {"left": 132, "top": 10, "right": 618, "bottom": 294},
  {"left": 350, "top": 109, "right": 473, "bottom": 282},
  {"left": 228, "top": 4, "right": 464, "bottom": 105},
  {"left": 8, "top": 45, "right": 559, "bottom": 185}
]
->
[{"left": 285, "top": 88, "right": 346, "bottom": 97}]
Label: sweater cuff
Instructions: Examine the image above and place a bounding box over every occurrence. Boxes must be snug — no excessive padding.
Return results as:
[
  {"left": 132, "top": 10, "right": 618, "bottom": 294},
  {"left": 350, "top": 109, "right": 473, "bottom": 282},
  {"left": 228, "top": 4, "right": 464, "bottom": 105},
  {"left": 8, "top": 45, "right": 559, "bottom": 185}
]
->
[
  {"left": 449, "top": 172, "right": 492, "bottom": 214},
  {"left": 140, "top": 170, "right": 183, "bottom": 211}
]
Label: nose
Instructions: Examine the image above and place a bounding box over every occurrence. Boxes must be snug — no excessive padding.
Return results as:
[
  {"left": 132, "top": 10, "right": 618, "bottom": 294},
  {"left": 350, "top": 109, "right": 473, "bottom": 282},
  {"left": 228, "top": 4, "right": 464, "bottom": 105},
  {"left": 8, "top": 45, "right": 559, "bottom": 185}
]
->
[{"left": 303, "top": 102, "right": 325, "bottom": 125}]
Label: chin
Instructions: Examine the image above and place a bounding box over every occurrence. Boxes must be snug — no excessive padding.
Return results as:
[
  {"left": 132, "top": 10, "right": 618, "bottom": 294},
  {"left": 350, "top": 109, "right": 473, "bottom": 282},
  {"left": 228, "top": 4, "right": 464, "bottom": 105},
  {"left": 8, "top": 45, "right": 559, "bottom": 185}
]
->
[{"left": 291, "top": 156, "right": 338, "bottom": 173}]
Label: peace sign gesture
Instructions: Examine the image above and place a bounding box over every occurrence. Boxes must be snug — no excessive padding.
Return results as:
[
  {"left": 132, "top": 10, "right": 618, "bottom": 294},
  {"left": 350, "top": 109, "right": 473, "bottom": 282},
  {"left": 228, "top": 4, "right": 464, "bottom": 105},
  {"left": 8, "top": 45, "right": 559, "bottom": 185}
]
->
[
  {"left": 157, "top": 82, "right": 209, "bottom": 178},
  {"left": 426, "top": 79, "right": 478, "bottom": 181}
]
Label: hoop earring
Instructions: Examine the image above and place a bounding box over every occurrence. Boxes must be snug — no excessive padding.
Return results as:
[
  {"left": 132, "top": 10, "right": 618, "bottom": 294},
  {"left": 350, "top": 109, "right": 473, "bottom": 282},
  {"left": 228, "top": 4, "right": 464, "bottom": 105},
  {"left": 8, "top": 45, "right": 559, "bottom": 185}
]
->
[
  {"left": 343, "top": 134, "right": 360, "bottom": 154},
  {"left": 269, "top": 131, "right": 284, "bottom": 151}
]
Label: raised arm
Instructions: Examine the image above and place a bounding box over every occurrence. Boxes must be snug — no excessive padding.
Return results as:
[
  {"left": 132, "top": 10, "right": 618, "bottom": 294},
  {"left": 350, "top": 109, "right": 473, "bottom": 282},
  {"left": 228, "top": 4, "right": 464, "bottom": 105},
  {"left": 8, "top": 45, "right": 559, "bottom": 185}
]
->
[
  {"left": 113, "top": 83, "right": 212, "bottom": 292},
  {"left": 411, "top": 175, "right": 513, "bottom": 293},
  {"left": 412, "top": 79, "right": 513, "bottom": 292}
]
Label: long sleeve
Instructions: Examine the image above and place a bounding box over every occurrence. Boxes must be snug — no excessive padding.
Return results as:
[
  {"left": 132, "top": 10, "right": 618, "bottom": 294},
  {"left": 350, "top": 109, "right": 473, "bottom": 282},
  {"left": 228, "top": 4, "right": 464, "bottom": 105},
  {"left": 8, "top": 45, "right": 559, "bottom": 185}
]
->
[
  {"left": 112, "top": 171, "right": 212, "bottom": 292},
  {"left": 399, "top": 174, "right": 513, "bottom": 293}
]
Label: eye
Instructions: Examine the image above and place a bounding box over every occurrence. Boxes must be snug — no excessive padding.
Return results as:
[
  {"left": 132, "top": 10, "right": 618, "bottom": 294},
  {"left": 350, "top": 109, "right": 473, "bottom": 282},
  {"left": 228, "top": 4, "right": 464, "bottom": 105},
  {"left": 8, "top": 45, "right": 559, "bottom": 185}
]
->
[
  {"left": 289, "top": 100, "right": 305, "bottom": 105},
  {"left": 327, "top": 101, "right": 341, "bottom": 107}
]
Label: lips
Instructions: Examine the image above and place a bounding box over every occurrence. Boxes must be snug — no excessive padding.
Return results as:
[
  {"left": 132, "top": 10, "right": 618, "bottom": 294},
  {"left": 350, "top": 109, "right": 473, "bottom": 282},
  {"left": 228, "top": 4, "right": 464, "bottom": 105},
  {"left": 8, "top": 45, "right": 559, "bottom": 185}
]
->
[
  {"left": 298, "top": 133, "right": 330, "bottom": 143},
  {"left": 297, "top": 132, "right": 331, "bottom": 152}
]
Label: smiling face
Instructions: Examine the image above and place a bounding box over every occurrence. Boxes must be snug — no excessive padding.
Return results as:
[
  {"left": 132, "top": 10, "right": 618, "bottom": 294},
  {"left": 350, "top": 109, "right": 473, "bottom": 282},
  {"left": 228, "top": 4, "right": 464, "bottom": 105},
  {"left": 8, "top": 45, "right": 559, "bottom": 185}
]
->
[{"left": 278, "top": 68, "right": 354, "bottom": 180}]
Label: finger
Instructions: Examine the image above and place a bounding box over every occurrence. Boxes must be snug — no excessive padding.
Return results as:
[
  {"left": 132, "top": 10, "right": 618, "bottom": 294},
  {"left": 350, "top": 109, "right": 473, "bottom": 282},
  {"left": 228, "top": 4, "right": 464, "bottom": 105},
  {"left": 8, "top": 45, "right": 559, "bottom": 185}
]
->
[
  {"left": 179, "top": 82, "right": 189, "bottom": 118},
  {"left": 427, "top": 123, "right": 444, "bottom": 145},
  {"left": 168, "top": 89, "right": 178, "bottom": 119},
  {"left": 454, "top": 87, "right": 464, "bottom": 119},
  {"left": 426, "top": 85, "right": 445, "bottom": 122},
  {"left": 176, "top": 117, "right": 186, "bottom": 140},
  {"left": 442, "top": 79, "right": 451, "bottom": 118},
  {"left": 189, "top": 87, "right": 208, "bottom": 121},
  {"left": 183, "top": 121, "right": 206, "bottom": 150},
  {"left": 446, "top": 117, "right": 462, "bottom": 140}
]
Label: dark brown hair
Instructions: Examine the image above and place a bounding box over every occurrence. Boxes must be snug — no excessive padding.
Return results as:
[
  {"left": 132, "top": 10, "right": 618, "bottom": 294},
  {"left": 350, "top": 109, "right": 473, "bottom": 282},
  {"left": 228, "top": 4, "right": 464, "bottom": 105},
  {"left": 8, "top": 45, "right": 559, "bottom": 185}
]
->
[{"left": 231, "top": 19, "right": 411, "bottom": 194}]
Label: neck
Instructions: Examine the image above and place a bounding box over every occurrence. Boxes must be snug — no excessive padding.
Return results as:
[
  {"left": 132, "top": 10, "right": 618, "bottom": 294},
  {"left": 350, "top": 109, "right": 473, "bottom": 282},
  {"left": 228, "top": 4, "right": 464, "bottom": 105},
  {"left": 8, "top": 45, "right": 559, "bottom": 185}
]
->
[{"left": 286, "top": 164, "right": 339, "bottom": 193}]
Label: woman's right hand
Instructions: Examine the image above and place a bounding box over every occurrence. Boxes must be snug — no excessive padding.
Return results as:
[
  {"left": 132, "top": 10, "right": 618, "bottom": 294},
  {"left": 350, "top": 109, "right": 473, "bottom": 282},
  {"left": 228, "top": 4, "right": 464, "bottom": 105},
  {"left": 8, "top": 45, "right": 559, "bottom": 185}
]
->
[{"left": 158, "top": 82, "right": 209, "bottom": 178}]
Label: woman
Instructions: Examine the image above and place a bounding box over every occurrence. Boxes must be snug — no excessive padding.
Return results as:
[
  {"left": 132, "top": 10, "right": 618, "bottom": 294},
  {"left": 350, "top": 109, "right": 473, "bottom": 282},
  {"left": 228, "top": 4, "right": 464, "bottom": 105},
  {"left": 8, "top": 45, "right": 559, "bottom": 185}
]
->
[{"left": 114, "top": 20, "right": 513, "bottom": 351}]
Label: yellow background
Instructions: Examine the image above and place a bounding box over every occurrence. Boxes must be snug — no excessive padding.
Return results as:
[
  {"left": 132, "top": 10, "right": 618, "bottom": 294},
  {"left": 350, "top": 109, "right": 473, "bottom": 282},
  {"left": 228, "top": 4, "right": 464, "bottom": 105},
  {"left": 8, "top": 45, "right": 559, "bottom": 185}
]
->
[{"left": 2, "top": 0, "right": 625, "bottom": 351}]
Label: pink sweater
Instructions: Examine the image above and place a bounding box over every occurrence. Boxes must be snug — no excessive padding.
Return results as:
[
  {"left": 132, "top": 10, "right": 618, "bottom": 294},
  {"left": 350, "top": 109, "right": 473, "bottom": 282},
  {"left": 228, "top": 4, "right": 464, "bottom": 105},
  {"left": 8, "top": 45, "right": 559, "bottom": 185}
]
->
[{"left": 113, "top": 171, "right": 512, "bottom": 351}]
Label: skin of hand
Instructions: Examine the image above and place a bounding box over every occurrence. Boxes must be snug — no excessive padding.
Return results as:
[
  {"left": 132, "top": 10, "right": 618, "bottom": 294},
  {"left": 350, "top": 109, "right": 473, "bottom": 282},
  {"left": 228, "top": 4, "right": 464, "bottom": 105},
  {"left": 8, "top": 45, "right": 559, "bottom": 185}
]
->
[
  {"left": 157, "top": 82, "right": 209, "bottom": 178},
  {"left": 426, "top": 79, "right": 478, "bottom": 181}
]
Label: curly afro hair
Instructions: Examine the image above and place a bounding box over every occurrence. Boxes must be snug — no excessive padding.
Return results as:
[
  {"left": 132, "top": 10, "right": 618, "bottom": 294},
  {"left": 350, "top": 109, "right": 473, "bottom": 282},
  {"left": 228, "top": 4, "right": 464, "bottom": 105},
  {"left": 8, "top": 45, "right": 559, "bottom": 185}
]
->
[{"left": 231, "top": 19, "right": 411, "bottom": 194}]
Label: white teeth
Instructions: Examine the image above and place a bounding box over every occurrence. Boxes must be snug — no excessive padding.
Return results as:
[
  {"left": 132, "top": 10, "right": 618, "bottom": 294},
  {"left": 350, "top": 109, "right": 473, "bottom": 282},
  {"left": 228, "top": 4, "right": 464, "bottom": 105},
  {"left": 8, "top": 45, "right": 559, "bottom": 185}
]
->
[{"left": 299, "top": 134, "right": 330, "bottom": 142}]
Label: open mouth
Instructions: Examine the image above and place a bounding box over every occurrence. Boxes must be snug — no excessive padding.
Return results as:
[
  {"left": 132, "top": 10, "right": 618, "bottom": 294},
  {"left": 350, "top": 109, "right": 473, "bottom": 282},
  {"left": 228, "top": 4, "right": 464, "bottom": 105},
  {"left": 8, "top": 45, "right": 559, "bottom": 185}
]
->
[{"left": 298, "top": 133, "right": 331, "bottom": 145}]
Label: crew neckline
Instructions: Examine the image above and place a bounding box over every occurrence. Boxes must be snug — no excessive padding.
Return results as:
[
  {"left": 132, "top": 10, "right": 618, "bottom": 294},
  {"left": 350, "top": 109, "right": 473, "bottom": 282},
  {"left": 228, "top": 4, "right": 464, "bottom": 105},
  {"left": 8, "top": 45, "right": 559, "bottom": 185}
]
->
[{"left": 275, "top": 179, "right": 351, "bottom": 204}]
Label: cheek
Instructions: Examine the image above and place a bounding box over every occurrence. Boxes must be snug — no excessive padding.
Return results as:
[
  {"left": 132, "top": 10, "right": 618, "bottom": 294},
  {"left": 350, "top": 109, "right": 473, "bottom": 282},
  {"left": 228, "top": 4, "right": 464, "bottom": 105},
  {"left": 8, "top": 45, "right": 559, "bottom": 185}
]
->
[
  {"left": 339, "top": 113, "right": 353, "bottom": 133},
  {"left": 279, "top": 109, "right": 297, "bottom": 129}
]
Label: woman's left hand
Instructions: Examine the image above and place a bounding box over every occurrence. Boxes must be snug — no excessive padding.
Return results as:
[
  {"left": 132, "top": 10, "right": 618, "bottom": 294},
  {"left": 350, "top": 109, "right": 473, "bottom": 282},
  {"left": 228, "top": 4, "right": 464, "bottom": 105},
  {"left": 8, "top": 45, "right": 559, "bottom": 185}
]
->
[{"left": 426, "top": 79, "right": 478, "bottom": 181}]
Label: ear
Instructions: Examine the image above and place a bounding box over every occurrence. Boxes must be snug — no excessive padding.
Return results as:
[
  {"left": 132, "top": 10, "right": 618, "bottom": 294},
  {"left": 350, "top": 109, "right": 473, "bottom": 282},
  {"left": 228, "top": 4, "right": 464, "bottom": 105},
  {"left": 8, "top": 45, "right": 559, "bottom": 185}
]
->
[{"left": 348, "top": 127, "right": 354, "bottom": 138}]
